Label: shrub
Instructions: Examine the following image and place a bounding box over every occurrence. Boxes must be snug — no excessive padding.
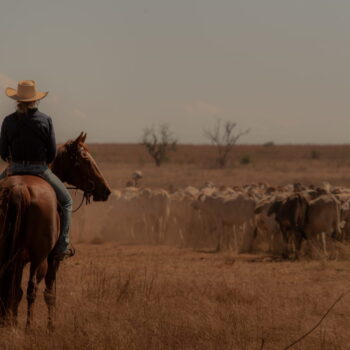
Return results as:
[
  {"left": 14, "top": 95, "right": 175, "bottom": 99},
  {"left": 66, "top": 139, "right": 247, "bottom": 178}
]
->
[
  {"left": 310, "top": 150, "right": 321, "bottom": 159},
  {"left": 263, "top": 141, "right": 275, "bottom": 147},
  {"left": 90, "top": 236, "right": 105, "bottom": 244},
  {"left": 142, "top": 124, "right": 178, "bottom": 166},
  {"left": 240, "top": 155, "right": 251, "bottom": 165}
]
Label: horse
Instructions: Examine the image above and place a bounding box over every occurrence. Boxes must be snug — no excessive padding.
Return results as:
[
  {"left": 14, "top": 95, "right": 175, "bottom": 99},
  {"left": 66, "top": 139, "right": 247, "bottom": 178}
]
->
[{"left": 0, "top": 132, "right": 111, "bottom": 329}]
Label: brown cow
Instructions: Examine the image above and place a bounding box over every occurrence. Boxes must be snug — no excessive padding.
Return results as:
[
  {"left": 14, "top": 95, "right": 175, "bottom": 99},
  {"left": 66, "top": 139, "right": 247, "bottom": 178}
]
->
[
  {"left": 268, "top": 190, "right": 342, "bottom": 258},
  {"left": 267, "top": 193, "right": 308, "bottom": 258}
]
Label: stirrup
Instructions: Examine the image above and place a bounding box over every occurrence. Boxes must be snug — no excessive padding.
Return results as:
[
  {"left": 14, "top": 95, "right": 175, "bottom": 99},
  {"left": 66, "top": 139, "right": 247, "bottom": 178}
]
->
[{"left": 53, "top": 247, "right": 76, "bottom": 261}]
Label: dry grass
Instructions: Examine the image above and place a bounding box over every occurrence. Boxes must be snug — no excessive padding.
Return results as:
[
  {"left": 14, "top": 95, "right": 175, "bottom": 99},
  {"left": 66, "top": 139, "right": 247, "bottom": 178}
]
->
[
  {"left": 1, "top": 245, "right": 350, "bottom": 349},
  {"left": 1, "top": 144, "right": 350, "bottom": 349},
  {"left": 85, "top": 143, "right": 350, "bottom": 189}
]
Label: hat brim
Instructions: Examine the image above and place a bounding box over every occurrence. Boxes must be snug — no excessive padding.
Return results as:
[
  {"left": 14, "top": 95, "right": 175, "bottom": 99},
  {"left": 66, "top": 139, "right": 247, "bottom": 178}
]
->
[{"left": 5, "top": 87, "right": 48, "bottom": 102}]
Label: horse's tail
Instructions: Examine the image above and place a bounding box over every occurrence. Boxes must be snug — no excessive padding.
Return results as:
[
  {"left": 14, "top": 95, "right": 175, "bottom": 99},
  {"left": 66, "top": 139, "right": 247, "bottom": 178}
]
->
[{"left": 0, "top": 184, "right": 30, "bottom": 319}]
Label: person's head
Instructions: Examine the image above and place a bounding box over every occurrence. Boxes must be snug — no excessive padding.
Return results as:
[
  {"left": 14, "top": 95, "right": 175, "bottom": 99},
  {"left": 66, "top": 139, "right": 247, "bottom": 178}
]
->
[
  {"left": 5, "top": 80, "right": 48, "bottom": 113},
  {"left": 16, "top": 101, "right": 38, "bottom": 114}
]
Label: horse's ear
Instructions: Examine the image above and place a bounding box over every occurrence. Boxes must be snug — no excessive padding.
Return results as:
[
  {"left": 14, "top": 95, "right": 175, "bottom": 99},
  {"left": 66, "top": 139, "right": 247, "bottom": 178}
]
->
[
  {"left": 81, "top": 132, "right": 87, "bottom": 143},
  {"left": 74, "top": 132, "right": 85, "bottom": 144}
]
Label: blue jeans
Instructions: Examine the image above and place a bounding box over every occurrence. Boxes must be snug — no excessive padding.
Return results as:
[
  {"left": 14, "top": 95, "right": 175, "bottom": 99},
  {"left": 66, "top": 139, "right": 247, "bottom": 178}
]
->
[{"left": 0, "top": 163, "right": 72, "bottom": 253}]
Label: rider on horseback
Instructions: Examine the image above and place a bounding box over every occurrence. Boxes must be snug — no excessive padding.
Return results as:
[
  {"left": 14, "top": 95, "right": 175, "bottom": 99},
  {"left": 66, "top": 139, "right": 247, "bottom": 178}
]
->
[{"left": 0, "top": 80, "right": 74, "bottom": 260}]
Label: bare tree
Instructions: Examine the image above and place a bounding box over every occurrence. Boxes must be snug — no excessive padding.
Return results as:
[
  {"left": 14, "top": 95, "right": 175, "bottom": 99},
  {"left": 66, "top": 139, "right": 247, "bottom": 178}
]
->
[
  {"left": 142, "top": 124, "right": 178, "bottom": 166},
  {"left": 204, "top": 119, "right": 250, "bottom": 168}
]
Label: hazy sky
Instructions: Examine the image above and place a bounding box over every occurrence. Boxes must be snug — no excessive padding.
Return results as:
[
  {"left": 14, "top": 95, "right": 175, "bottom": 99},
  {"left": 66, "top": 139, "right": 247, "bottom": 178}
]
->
[{"left": 0, "top": 0, "right": 349, "bottom": 144}]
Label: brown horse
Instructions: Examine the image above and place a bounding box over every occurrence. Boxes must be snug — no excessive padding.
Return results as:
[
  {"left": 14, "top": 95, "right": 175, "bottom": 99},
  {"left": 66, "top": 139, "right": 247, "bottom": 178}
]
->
[{"left": 0, "top": 132, "right": 111, "bottom": 329}]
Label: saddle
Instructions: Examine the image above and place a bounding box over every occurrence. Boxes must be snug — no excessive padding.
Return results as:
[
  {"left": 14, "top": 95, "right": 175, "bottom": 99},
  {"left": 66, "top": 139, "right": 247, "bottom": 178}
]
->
[{"left": 8, "top": 172, "right": 46, "bottom": 180}]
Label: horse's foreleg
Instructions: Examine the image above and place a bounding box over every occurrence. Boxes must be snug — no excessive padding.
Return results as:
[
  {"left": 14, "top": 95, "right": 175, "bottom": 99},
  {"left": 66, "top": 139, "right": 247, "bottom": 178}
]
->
[{"left": 44, "top": 259, "right": 59, "bottom": 332}]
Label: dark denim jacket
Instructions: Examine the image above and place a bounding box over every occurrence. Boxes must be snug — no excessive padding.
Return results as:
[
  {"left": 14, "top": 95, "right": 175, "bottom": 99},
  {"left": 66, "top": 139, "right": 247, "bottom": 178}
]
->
[{"left": 0, "top": 108, "right": 56, "bottom": 163}]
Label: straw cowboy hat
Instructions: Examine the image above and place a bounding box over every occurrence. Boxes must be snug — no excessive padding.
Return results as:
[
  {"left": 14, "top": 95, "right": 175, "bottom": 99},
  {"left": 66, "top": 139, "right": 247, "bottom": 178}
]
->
[
  {"left": 5, "top": 80, "right": 48, "bottom": 102},
  {"left": 132, "top": 170, "right": 143, "bottom": 180}
]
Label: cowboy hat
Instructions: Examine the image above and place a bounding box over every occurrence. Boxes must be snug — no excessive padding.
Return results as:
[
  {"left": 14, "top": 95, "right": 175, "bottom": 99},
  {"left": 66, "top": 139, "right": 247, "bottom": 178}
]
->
[
  {"left": 5, "top": 80, "right": 48, "bottom": 102},
  {"left": 132, "top": 170, "right": 143, "bottom": 180}
]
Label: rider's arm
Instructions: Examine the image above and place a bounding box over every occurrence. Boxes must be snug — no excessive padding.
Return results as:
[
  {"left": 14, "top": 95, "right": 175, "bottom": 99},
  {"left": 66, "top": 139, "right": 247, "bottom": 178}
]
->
[
  {"left": 0, "top": 118, "right": 10, "bottom": 162},
  {"left": 46, "top": 117, "right": 56, "bottom": 164}
]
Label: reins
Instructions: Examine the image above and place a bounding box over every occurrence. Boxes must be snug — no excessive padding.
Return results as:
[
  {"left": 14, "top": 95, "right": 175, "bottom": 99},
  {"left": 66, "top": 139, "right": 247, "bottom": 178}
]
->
[{"left": 66, "top": 187, "right": 93, "bottom": 213}]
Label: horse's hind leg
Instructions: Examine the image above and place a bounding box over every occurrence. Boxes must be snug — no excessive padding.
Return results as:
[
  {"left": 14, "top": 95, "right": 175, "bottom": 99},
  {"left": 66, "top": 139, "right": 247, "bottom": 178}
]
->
[
  {"left": 3, "top": 260, "right": 25, "bottom": 326},
  {"left": 11, "top": 261, "right": 25, "bottom": 325},
  {"left": 44, "top": 259, "right": 59, "bottom": 331},
  {"left": 26, "top": 261, "right": 46, "bottom": 328}
]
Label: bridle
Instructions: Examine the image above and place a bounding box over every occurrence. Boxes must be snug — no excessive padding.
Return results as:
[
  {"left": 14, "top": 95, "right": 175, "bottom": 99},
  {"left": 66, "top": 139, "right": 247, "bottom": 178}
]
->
[
  {"left": 66, "top": 185, "right": 94, "bottom": 213},
  {"left": 65, "top": 142, "right": 96, "bottom": 213}
]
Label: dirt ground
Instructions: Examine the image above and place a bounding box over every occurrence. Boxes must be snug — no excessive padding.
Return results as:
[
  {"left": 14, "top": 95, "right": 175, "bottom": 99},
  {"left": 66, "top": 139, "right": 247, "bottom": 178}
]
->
[{"left": 1, "top": 144, "right": 350, "bottom": 349}]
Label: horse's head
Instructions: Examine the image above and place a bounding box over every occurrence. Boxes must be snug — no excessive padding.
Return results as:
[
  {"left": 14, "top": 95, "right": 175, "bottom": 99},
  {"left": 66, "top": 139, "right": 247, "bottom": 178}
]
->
[{"left": 52, "top": 132, "right": 111, "bottom": 201}]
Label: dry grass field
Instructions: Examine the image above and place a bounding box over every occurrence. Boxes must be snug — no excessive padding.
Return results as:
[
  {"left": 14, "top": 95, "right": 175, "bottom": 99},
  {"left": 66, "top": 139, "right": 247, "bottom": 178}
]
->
[
  {"left": 1, "top": 144, "right": 350, "bottom": 349},
  {"left": 86, "top": 143, "right": 350, "bottom": 189}
]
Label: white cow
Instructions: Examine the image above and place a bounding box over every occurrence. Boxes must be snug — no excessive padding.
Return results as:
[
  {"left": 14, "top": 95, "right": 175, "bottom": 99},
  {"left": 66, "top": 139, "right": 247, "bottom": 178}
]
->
[{"left": 193, "top": 193, "right": 256, "bottom": 252}]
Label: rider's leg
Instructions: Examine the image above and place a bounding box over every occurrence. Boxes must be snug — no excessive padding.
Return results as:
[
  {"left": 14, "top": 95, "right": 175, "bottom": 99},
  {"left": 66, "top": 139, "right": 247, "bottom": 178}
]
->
[
  {"left": 41, "top": 168, "right": 73, "bottom": 257},
  {"left": 0, "top": 168, "right": 8, "bottom": 180}
]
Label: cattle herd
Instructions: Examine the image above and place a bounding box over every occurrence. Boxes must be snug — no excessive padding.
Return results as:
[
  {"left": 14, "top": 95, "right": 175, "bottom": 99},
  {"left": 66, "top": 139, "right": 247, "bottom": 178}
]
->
[{"left": 91, "top": 181, "right": 350, "bottom": 259}]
